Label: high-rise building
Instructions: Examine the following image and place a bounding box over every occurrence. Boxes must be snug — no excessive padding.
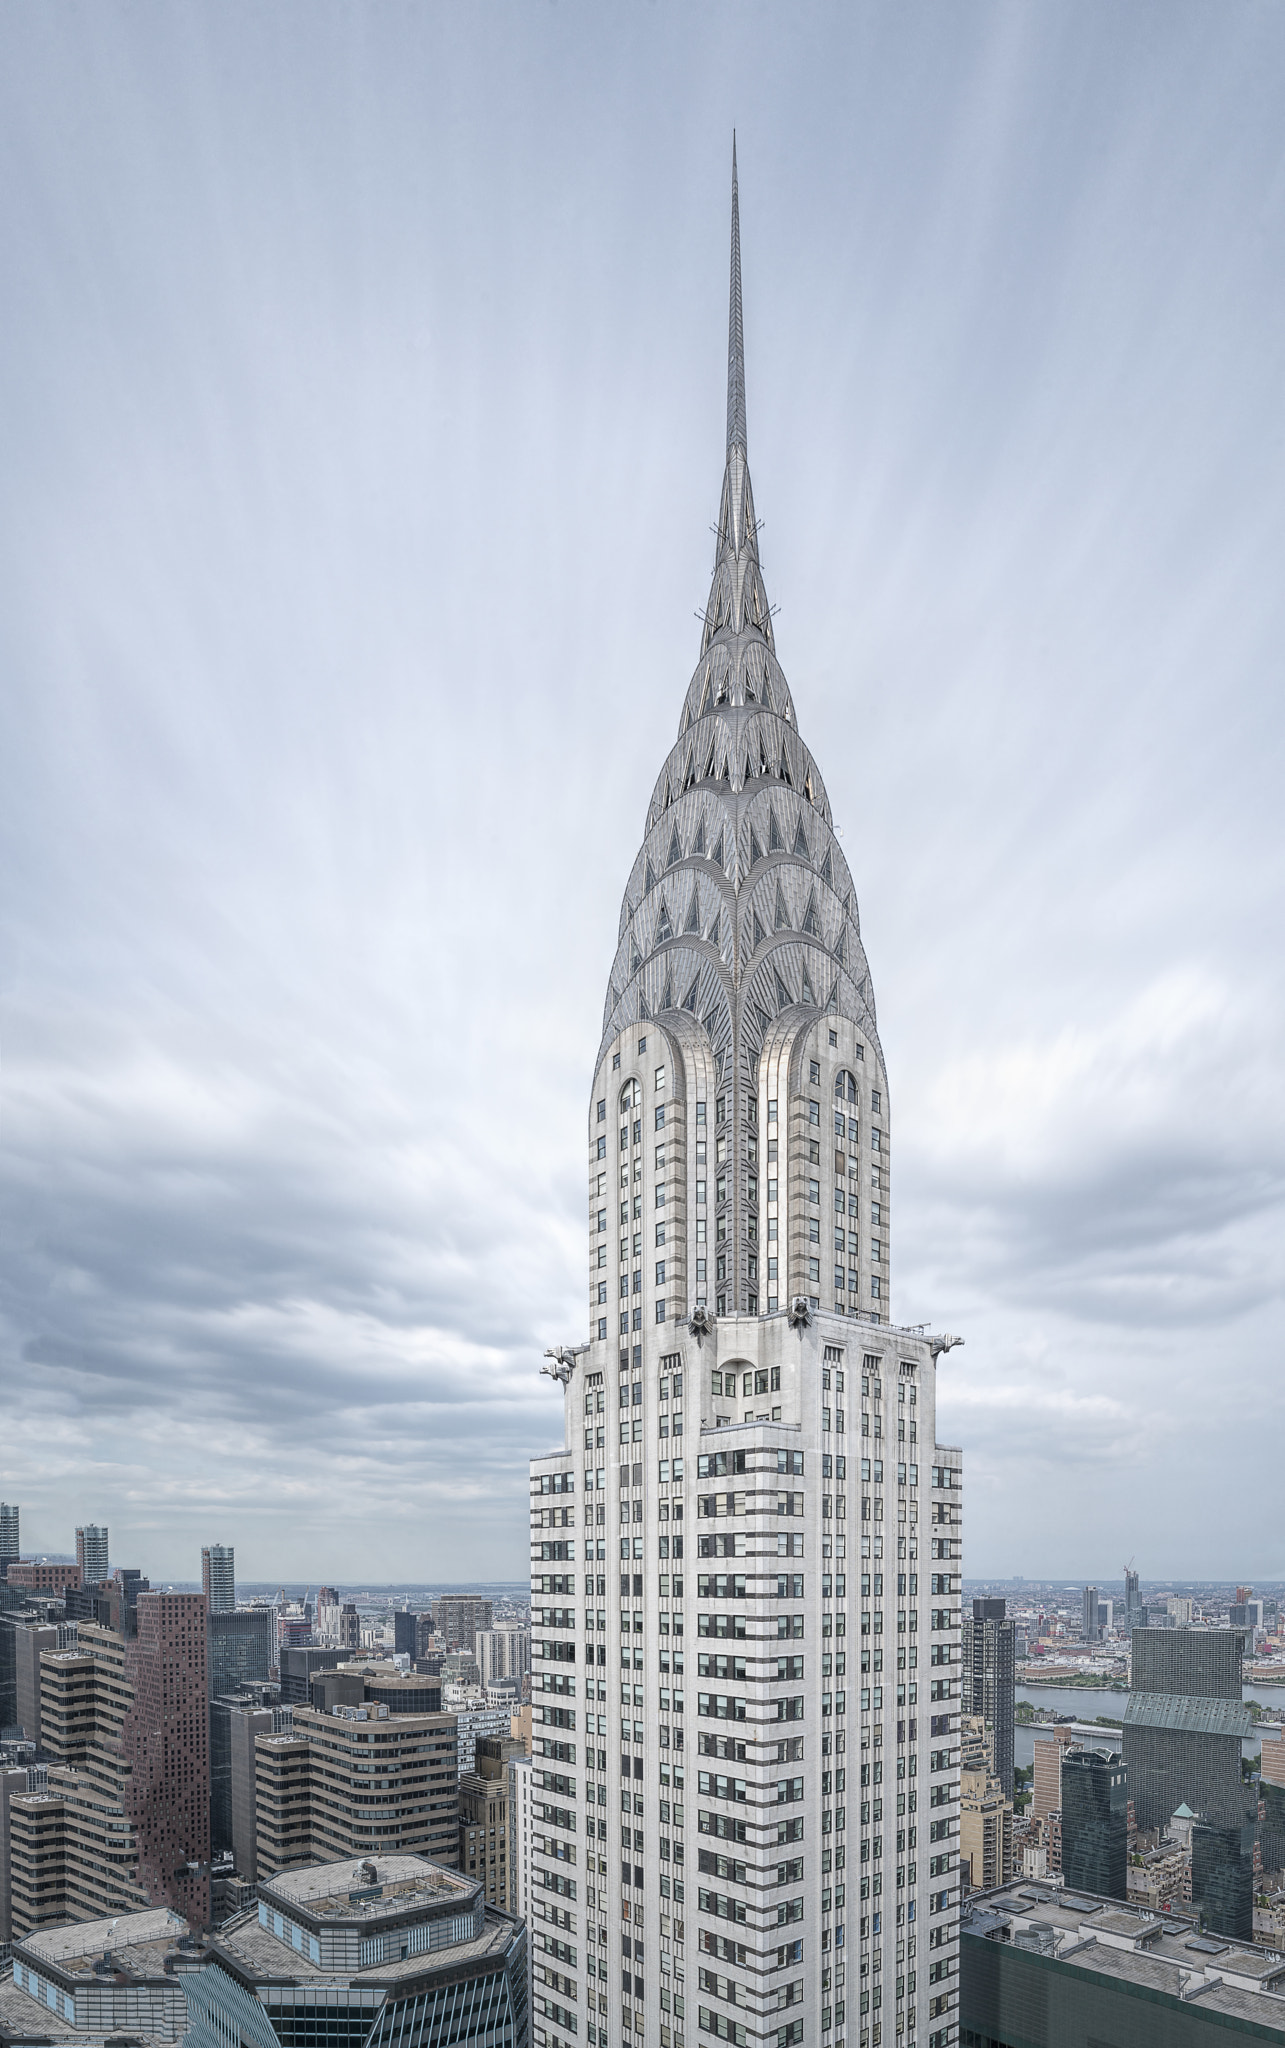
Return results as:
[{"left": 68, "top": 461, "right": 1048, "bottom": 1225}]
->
[
  {"left": 7, "top": 1598, "right": 210, "bottom": 1933},
  {"left": 1123, "top": 1628, "right": 1252, "bottom": 1834},
  {"left": 460, "top": 1735, "right": 526, "bottom": 1913},
  {"left": 75, "top": 1525, "right": 109, "bottom": 1586},
  {"left": 201, "top": 1545, "right": 236, "bottom": 1613},
  {"left": 1123, "top": 1566, "right": 1141, "bottom": 1629},
  {"left": 0, "top": 1502, "right": 19, "bottom": 1574},
  {"left": 958, "top": 1718, "right": 1013, "bottom": 1894},
  {"left": 254, "top": 1703, "right": 459, "bottom": 1875},
  {"left": 1031, "top": 1727, "right": 1076, "bottom": 1823},
  {"left": 278, "top": 1643, "right": 344, "bottom": 1703},
  {"left": 962, "top": 1598, "right": 1015, "bottom": 1797},
  {"left": 526, "top": 150, "right": 963, "bottom": 2048},
  {"left": 476, "top": 1628, "right": 532, "bottom": 1688},
  {"left": 434, "top": 1596, "right": 493, "bottom": 1652},
  {"left": 1060, "top": 1747, "right": 1127, "bottom": 1899},
  {"left": 208, "top": 1606, "right": 275, "bottom": 1696},
  {"left": 182, "top": 1858, "right": 527, "bottom": 2048},
  {"left": 1081, "top": 1584, "right": 1099, "bottom": 1642},
  {"left": 1191, "top": 1820, "right": 1254, "bottom": 1940},
  {"left": 393, "top": 1609, "right": 418, "bottom": 1658}
]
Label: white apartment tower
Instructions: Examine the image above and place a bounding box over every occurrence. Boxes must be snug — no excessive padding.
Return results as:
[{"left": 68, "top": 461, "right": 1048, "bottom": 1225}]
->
[
  {"left": 526, "top": 152, "right": 964, "bottom": 2048},
  {"left": 201, "top": 1544, "right": 236, "bottom": 1614},
  {"left": 75, "top": 1524, "right": 109, "bottom": 1585}
]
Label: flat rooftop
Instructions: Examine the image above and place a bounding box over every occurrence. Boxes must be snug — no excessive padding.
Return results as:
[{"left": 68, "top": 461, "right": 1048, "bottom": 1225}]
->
[
  {"left": 963, "top": 1882, "right": 1285, "bottom": 2034},
  {"left": 17, "top": 1908, "right": 188, "bottom": 1975},
  {"left": 261, "top": 1855, "right": 472, "bottom": 1922},
  {"left": 213, "top": 1902, "right": 516, "bottom": 1987}
]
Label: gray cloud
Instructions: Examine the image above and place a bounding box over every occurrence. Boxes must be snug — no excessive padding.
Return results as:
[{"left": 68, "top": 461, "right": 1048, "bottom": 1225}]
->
[{"left": 1, "top": 2, "right": 1282, "bottom": 1580}]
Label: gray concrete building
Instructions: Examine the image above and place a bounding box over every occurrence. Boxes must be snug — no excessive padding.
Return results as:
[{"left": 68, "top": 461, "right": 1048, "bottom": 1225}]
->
[
  {"left": 524, "top": 148, "right": 964, "bottom": 2048},
  {"left": 0, "top": 1502, "right": 19, "bottom": 1574}
]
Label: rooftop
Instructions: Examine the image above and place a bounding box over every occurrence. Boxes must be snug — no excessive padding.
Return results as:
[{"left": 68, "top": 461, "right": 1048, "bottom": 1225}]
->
[
  {"left": 212, "top": 1900, "right": 517, "bottom": 1988},
  {"left": 17, "top": 1908, "right": 189, "bottom": 1979},
  {"left": 261, "top": 1855, "right": 472, "bottom": 1923},
  {"left": 963, "top": 1882, "right": 1285, "bottom": 2034}
]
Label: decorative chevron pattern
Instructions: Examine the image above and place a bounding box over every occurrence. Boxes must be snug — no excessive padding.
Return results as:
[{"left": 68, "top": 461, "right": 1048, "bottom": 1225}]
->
[{"left": 598, "top": 167, "right": 882, "bottom": 1093}]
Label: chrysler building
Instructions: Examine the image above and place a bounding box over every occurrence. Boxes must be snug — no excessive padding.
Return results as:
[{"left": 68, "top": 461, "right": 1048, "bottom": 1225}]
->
[{"left": 525, "top": 148, "right": 964, "bottom": 2048}]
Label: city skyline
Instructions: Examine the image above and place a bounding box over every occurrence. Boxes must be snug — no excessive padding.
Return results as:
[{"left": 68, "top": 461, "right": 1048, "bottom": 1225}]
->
[{"left": 1, "top": 4, "right": 1283, "bottom": 1580}]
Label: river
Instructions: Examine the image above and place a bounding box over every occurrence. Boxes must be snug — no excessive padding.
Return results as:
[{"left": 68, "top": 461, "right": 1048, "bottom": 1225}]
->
[{"left": 1014, "top": 1685, "right": 1282, "bottom": 1769}]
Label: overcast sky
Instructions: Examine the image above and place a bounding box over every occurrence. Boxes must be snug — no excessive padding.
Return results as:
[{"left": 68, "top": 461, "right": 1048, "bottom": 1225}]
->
[{"left": 1, "top": 2, "right": 1282, "bottom": 1586}]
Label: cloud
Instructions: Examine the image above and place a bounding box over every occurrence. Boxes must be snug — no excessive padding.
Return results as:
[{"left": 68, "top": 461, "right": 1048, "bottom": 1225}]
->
[{"left": 0, "top": 1, "right": 1282, "bottom": 1579}]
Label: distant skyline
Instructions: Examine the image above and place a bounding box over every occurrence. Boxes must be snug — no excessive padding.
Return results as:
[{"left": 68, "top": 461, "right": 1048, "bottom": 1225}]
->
[{"left": 1, "top": 4, "right": 1283, "bottom": 1578}]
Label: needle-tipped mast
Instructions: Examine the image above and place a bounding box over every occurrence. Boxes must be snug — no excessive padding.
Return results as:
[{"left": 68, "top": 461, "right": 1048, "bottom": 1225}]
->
[
  {"left": 727, "top": 135, "right": 747, "bottom": 456},
  {"left": 702, "top": 137, "right": 773, "bottom": 657}
]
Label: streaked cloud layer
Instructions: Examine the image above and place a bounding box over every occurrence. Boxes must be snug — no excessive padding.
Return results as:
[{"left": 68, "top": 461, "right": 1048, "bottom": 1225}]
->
[{"left": 1, "top": 2, "right": 1282, "bottom": 1580}]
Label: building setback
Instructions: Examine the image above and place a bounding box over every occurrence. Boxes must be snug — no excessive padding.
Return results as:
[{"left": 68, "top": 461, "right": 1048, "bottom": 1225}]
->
[
  {"left": 181, "top": 1856, "right": 527, "bottom": 2048},
  {"left": 523, "top": 149, "right": 964, "bottom": 2048},
  {"left": 254, "top": 1702, "right": 459, "bottom": 1876}
]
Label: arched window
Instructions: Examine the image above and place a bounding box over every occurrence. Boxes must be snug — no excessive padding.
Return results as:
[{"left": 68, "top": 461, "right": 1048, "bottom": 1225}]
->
[
  {"left": 619, "top": 1079, "right": 639, "bottom": 1112},
  {"left": 834, "top": 1068, "right": 858, "bottom": 1104}
]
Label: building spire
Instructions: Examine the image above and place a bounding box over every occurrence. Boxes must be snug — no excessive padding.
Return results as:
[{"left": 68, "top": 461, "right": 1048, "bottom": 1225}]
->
[
  {"left": 702, "top": 136, "right": 773, "bottom": 656},
  {"left": 727, "top": 134, "right": 747, "bottom": 455}
]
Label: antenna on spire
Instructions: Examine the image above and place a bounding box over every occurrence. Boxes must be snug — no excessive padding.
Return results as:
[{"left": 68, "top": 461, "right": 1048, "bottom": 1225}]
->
[{"left": 726, "top": 133, "right": 746, "bottom": 456}]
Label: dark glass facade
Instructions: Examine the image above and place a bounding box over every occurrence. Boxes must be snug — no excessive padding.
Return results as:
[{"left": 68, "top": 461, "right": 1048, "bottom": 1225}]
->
[
  {"left": 962, "top": 1599, "right": 1015, "bottom": 1797},
  {"left": 1060, "top": 1748, "right": 1127, "bottom": 1899},
  {"left": 278, "top": 1646, "right": 344, "bottom": 1704},
  {"left": 1130, "top": 1627, "right": 1243, "bottom": 1700},
  {"left": 1191, "top": 1821, "right": 1254, "bottom": 1940},
  {"left": 961, "top": 1922, "right": 1285, "bottom": 2048},
  {"left": 1122, "top": 1629, "right": 1251, "bottom": 1833},
  {"left": 209, "top": 1608, "right": 275, "bottom": 1697}
]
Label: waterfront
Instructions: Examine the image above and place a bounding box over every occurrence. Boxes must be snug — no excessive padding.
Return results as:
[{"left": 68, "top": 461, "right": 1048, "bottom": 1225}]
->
[{"left": 1015, "top": 1685, "right": 1281, "bottom": 1769}]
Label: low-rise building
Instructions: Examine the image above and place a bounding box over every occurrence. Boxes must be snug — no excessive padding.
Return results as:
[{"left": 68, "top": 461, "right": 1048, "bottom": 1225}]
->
[
  {"left": 2, "top": 1907, "right": 191, "bottom": 2046},
  {"left": 962, "top": 1881, "right": 1285, "bottom": 2047},
  {"left": 181, "top": 1855, "right": 527, "bottom": 2048}
]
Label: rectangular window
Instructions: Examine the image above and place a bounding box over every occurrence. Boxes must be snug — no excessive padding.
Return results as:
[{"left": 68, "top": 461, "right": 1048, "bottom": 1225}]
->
[
  {"left": 656, "top": 1067, "right": 666, "bottom": 1091},
  {"left": 598, "top": 1100, "right": 606, "bottom": 1121},
  {"left": 655, "top": 1261, "right": 666, "bottom": 1285},
  {"left": 872, "top": 1090, "right": 881, "bottom": 1113},
  {"left": 809, "top": 1100, "right": 820, "bottom": 1125},
  {"left": 597, "top": 1137, "right": 606, "bottom": 1159},
  {"left": 656, "top": 1302, "right": 666, "bottom": 1323},
  {"left": 656, "top": 1106, "right": 666, "bottom": 1130},
  {"left": 768, "top": 1099, "right": 777, "bottom": 1122}
]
